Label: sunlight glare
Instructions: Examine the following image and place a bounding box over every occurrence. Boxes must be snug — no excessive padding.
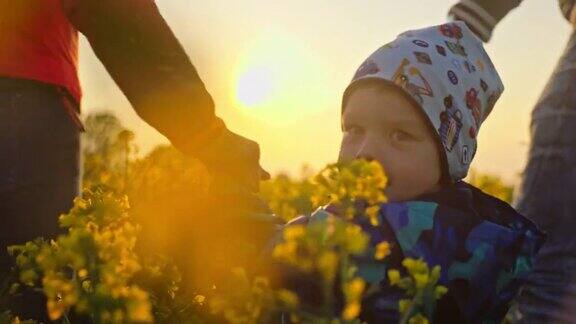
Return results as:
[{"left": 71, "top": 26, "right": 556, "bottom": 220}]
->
[
  {"left": 232, "top": 30, "right": 331, "bottom": 124},
  {"left": 237, "top": 66, "right": 274, "bottom": 107}
]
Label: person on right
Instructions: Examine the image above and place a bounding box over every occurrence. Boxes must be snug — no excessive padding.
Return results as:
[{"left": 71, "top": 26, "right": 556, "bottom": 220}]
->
[{"left": 449, "top": 0, "right": 576, "bottom": 322}]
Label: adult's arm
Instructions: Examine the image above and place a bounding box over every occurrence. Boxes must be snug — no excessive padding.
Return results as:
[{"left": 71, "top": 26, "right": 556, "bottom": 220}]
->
[
  {"left": 61, "top": 0, "right": 268, "bottom": 193},
  {"left": 448, "top": 0, "right": 524, "bottom": 42}
]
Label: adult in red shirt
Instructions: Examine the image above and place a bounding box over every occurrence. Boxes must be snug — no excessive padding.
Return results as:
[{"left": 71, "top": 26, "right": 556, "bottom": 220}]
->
[{"left": 0, "top": 0, "right": 269, "bottom": 320}]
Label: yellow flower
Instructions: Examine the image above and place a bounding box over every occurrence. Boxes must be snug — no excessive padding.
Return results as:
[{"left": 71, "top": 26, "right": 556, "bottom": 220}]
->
[
  {"left": 290, "top": 314, "right": 300, "bottom": 323},
  {"left": 112, "top": 309, "right": 125, "bottom": 323},
  {"left": 277, "top": 289, "right": 299, "bottom": 309},
  {"left": 345, "top": 224, "right": 362, "bottom": 236},
  {"left": 387, "top": 269, "right": 401, "bottom": 285},
  {"left": 194, "top": 294, "right": 206, "bottom": 306},
  {"left": 430, "top": 265, "right": 441, "bottom": 281},
  {"left": 272, "top": 241, "right": 298, "bottom": 263},
  {"left": 402, "top": 258, "right": 416, "bottom": 271},
  {"left": 374, "top": 242, "right": 391, "bottom": 260},
  {"left": 19, "top": 269, "right": 37, "bottom": 286},
  {"left": 344, "top": 206, "right": 356, "bottom": 220},
  {"left": 318, "top": 251, "right": 339, "bottom": 282},
  {"left": 342, "top": 301, "right": 361, "bottom": 320},
  {"left": 408, "top": 313, "right": 430, "bottom": 324},
  {"left": 47, "top": 299, "right": 65, "bottom": 320},
  {"left": 345, "top": 277, "right": 366, "bottom": 300},
  {"left": 254, "top": 276, "right": 270, "bottom": 290},
  {"left": 435, "top": 285, "right": 448, "bottom": 299},
  {"left": 399, "top": 299, "right": 411, "bottom": 314},
  {"left": 414, "top": 273, "right": 429, "bottom": 289},
  {"left": 343, "top": 224, "right": 369, "bottom": 254},
  {"left": 402, "top": 258, "right": 428, "bottom": 275},
  {"left": 284, "top": 225, "right": 306, "bottom": 241},
  {"left": 365, "top": 205, "right": 381, "bottom": 226},
  {"left": 78, "top": 268, "right": 88, "bottom": 279},
  {"left": 126, "top": 288, "right": 152, "bottom": 323}
]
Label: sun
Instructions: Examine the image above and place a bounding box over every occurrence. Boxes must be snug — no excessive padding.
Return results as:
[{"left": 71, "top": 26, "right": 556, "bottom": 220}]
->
[
  {"left": 232, "top": 30, "right": 331, "bottom": 124},
  {"left": 236, "top": 66, "right": 275, "bottom": 107}
]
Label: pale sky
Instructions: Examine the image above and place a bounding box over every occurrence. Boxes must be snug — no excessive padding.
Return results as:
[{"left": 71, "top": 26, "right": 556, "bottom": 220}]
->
[{"left": 79, "top": 0, "right": 572, "bottom": 184}]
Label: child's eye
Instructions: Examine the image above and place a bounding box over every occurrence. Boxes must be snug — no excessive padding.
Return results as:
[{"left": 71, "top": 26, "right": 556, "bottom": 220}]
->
[
  {"left": 344, "top": 125, "right": 363, "bottom": 136},
  {"left": 390, "top": 130, "right": 414, "bottom": 142}
]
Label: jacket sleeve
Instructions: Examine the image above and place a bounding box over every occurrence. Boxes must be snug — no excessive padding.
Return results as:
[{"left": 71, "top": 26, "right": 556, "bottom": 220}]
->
[
  {"left": 448, "top": 0, "right": 524, "bottom": 42},
  {"left": 60, "top": 0, "right": 268, "bottom": 193},
  {"left": 61, "top": 0, "right": 217, "bottom": 146}
]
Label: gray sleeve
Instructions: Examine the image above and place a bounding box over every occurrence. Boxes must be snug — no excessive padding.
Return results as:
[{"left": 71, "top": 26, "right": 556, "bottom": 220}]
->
[
  {"left": 560, "top": 0, "right": 576, "bottom": 22},
  {"left": 448, "top": 0, "right": 524, "bottom": 42}
]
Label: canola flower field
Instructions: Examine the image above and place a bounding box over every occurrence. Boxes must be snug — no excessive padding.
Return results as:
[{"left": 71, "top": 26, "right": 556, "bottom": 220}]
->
[{"left": 0, "top": 113, "right": 513, "bottom": 324}]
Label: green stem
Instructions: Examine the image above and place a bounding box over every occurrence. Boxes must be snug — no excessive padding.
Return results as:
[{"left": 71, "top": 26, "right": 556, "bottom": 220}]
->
[
  {"left": 63, "top": 312, "right": 72, "bottom": 324},
  {"left": 399, "top": 291, "right": 423, "bottom": 324},
  {"left": 0, "top": 270, "right": 16, "bottom": 305},
  {"left": 340, "top": 253, "right": 351, "bottom": 323},
  {"left": 276, "top": 306, "right": 318, "bottom": 323},
  {"left": 321, "top": 251, "right": 338, "bottom": 319},
  {"left": 322, "top": 276, "right": 334, "bottom": 319}
]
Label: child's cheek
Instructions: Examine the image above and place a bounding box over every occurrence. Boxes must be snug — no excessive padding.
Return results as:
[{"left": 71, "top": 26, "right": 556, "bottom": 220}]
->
[{"left": 386, "top": 156, "right": 434, "bottom": 201}]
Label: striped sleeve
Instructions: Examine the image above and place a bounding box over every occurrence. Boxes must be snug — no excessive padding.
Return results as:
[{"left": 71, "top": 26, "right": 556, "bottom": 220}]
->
[
  {"left": 560, "top": 0, "right": 576, "bottom": 23},
  {"left": 448, "top": 0, "right": 523, "bottom": 42}
]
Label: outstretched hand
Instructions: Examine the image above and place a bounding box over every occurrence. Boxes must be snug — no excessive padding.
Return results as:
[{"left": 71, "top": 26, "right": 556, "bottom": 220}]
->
[{"left": 192, "top": 124, "right": 271, "bottom": 194}]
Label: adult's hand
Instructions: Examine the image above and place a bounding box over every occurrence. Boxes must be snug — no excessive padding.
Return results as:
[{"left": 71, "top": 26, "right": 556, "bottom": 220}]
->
[{"left": 186, "top": 117, "right": 271, "bottom": 194}]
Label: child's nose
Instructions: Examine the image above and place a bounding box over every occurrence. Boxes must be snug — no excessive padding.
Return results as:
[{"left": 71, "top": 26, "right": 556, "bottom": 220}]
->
[
  {"left": 353, "top": 139, "right": 377, "bottom": 162},
  {"left": 354, "top": 152, "right": 375, "bottom": 161}
]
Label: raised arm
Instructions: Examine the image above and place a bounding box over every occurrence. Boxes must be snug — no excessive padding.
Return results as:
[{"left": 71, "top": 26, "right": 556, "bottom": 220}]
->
[
  {"left": 61, "top": 0, "right": 269, "bottom": 192},
  {"left": 448, "top": 0, "right": 524, "bottom": 42}
]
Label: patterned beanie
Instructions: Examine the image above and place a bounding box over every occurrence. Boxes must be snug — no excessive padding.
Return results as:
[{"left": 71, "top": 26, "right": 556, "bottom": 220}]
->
[{"left": 343, "top": 21, "right": 504, "bottom": 182}]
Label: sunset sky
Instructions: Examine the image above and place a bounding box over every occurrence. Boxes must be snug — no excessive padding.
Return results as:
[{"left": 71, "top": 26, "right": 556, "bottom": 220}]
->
[{"left": 79, "top": 0, "right": 571, "bottom": 184}]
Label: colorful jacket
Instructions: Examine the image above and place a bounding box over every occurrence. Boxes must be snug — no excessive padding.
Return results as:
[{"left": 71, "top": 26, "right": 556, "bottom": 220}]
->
[{"left": 277, "top": 181, "right": 545, "bottom": 323}]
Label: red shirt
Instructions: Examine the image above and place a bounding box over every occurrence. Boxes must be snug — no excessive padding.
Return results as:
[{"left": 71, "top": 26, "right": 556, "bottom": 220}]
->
[{"left": 0, "top": 0, "right": 81, "bottom": 103}]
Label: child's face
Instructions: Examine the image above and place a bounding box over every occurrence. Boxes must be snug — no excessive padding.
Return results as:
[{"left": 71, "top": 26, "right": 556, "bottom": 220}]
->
[{"left": 338, "top": 85, "right": 443, "bottom": 202}]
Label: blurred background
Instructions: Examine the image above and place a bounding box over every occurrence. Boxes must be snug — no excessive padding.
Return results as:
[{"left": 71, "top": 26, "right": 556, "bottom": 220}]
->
[{"left": 78, "top": 0, "right": 572, "bottom": 186}]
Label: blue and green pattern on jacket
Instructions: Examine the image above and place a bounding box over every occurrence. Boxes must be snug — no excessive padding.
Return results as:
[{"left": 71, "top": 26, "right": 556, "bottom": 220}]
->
[{"left": 304, "top": 181, "right": 546, "bottom": 323}]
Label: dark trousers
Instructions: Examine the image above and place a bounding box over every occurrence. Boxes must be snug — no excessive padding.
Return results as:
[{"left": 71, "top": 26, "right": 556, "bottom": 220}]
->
[{"left": 0, "top": 78, "right": 80, "bottom": 321}]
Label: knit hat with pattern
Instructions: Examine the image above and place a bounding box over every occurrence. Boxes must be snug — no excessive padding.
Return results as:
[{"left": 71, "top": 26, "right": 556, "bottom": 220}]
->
[{"left": 343, "top": 21, "right": 504, "bottom": 181}]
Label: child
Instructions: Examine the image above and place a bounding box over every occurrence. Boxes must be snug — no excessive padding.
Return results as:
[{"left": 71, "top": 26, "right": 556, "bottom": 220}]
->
[{"left": 276, "top": 21, "right": 545, "bottom": 323}]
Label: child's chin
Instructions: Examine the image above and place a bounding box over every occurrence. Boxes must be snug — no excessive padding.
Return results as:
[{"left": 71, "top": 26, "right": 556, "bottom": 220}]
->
[
  {"left": 384, "top": 187, "right": 420, "bottom": 202},
  {"left": 384, "top": 188, "right": 404, "bottom": 202}
]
